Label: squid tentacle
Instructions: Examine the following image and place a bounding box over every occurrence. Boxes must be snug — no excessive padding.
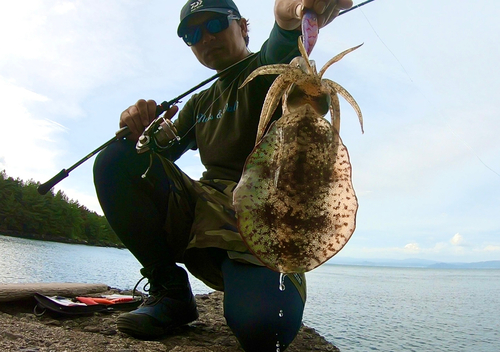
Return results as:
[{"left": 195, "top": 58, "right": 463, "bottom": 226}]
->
[
  {"left": 328, "top": 90, "right": 341, "bottom": 136},
  {"left": 255, "top": 69, "right": 313, "bottom": 142},
  {"left": 325, "top": 80, "right": 364, "bottom": 133},
  {"left": 319, "top": 43, "right": 364, "bottom": 78},
  {"left": 239, "top": 64, "right": 292, "bottom": 89}
]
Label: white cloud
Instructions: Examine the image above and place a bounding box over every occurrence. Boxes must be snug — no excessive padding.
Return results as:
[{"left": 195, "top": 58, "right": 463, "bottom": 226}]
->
[
  {"left": 427, "top": 242, "right": 448, "bottom": 253},
  {"left": 53, "top": 1, "right": 77, "bottom": 15},
  {"left": 0, "top": 0, "right": 144, "bottom": 203},
  {"left": 403, "top": 243, "right": 420, "bottom": 253},
  {"left": 346, "top": 235, "right": 500, "bottom": 262},
  {"left": 0, "top": 1, "right": 143, "bottom": 114},
  {"left": 0, "top": 78, "right": 64, "bottom": 180},
  {"left": 450, "top": 233, "right": 463, "bottom": 246},
  {"left": 481, "top": 245, "right": 500, "bottom": 253},
  {"left": 175, "top": 151, "right": 206, "bottom": 180},
  {"left": 61, "top": 187, "right": 102, "bottom": 215}
]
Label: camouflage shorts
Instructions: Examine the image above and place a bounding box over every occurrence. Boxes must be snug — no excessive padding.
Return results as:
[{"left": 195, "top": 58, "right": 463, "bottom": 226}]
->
[{"left": 158, "top": 156, "right": 306, "bottom": 302}]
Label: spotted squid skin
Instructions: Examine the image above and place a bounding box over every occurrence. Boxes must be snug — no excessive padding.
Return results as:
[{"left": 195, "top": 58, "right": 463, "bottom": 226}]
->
[
  {"left": 234, "top": 104, "right": 358, "bottom": 274},
  {"left": 234, "top": 39, "right": 363, "bottom": 274},
  {"left": 302, "top": 9, "right": 319, "bottom": 56}
]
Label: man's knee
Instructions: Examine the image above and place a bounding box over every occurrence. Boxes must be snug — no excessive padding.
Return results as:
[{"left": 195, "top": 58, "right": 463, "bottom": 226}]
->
[
  {"left": 221, "top": 259, "right": 304, "bottom": 351},
  {"left": 94, "top": 139, "right": 135, "bottom": 179},
  {"left": 224, "top": 305, "right": 301, "bottom": 351}
]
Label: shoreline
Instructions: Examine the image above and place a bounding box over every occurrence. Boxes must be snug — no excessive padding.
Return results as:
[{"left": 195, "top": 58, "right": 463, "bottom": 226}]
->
[
  {"left": 0, "top": 230, "right": 125, "bottom": 249},
  {"left": 0, "top": 288, "right": 340, "bottom": 352}
]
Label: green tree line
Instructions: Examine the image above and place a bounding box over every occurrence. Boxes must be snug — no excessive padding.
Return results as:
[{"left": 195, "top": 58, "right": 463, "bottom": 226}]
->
[{"left": 0, "top": 170, "right": 122, "bottom": 247}]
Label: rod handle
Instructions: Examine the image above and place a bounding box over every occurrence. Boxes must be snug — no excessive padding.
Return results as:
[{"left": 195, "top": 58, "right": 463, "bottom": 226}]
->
[
  {"left": 37, "top": 169, "right": 69, "bottom": 195},
  {"left": 115, "top": 126, "right": 131, "bottom": 139}
]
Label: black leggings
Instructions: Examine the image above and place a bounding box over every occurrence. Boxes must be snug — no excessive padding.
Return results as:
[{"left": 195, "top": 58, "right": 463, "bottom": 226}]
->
[
  {"left": 222, "top": 257, "right": 304, "bottom": 352},
  {"left": 93, "top": 140, "right": 304, "bottom": 351},
  {"left": 94, "top": 139, "right": 177, "bottom": 267}
]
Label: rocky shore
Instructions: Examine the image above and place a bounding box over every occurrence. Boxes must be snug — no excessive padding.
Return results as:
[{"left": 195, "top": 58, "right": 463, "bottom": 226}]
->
[{"left": 0, "top": 288, "right": 339, "bottom": 352}]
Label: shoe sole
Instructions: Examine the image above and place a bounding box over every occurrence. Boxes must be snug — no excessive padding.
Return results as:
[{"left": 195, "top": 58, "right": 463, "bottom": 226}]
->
[{"left": 117, "top": 309, "right": 199, "bottom": 340}]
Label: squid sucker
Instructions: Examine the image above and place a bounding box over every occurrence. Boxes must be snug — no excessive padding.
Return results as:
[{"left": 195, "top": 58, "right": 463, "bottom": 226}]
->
[{"left": 233, "top": 37, "right": 364, "bottom": 274}]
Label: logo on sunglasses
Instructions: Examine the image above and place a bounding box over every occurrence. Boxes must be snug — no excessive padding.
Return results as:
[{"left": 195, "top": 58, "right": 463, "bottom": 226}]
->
[{"left": 190, "top": 0, "right": 203, "bottom": 12}]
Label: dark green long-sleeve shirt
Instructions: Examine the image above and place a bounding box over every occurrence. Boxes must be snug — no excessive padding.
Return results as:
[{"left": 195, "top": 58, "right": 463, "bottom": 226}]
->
[{"left": 164, "top": 23, "right": 301, "bottom": 182}]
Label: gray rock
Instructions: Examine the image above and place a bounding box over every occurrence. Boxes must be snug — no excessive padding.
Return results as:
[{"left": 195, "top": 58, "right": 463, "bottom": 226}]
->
[{"left": 0, "top": 290, "right": 340, "bottom": 352}]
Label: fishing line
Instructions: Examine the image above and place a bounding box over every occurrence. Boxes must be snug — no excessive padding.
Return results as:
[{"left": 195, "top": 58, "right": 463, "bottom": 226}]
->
[
  {"left": 358, "top": 9, "right": 413, "bottom": 83},
  {"left": 174, "top": 1, "right": 380, "bottom": 143},
  {"left": 175, "top": 53, "right": 260, "bottom": 142},
  {"left": 357, "top": 5, "right": 500, "bottom": 179}
]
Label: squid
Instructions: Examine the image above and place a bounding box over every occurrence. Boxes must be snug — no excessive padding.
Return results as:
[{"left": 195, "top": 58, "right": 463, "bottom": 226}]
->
[{"left": 233, "top": 26, "right": 364, "bottom": 274}]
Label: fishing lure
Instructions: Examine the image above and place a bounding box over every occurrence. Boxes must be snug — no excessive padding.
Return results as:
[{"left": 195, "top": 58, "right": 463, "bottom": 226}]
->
[
  {"left": 302, "top": 9, "right": 318, "bottom": 56},
  {"left": 233, "top": 34, "right": 364, "bottom": 274}
]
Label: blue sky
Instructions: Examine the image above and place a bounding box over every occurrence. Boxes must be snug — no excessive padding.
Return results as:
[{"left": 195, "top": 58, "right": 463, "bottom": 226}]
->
[{"left": 1, "top": 0, "right": 499, "bottom": 263}]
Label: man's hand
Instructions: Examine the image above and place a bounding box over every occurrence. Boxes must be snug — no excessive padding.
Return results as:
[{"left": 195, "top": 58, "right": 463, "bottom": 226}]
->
[
  {"left": 275, "top": 0, "right": 353, "bottom": 31},
  {"left": 119, "top": 99, "right": 179, "bottom": 141}
]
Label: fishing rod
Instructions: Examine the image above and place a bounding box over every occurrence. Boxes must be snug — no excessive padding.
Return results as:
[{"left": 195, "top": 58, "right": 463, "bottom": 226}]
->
[
  {"left": 339, "top": 0, "right": 375, "bottom": 16},
  {"left": 37, "top": 0, "right": 376, "bottom": 196},
  {"left": 37, "top": 69, "right": 225, "bottom": 195},
  {"left": 37, "top": 52, "right": 265, "bottom": 196}
]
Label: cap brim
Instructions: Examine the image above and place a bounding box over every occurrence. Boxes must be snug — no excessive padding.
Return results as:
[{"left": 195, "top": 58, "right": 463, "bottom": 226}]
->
[{"left": 177, "top": 8, "right": 235, "bottom": 36}]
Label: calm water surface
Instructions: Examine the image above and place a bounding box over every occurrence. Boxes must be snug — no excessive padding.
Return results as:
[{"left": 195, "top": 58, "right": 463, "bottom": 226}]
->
[
  {"left": 0, "top": 235, "right": 211, "bottom": 293},
  {"left": 304, "top": 264, "right": 500, "bottom": 352},
  {"left": 1, "top": 235, "right": 499, "bottom": 352}
]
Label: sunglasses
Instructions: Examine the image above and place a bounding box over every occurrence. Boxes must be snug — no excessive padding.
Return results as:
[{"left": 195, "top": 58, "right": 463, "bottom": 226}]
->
[{"left": 181, "top": 14, "right": 241, "bottom": 46}]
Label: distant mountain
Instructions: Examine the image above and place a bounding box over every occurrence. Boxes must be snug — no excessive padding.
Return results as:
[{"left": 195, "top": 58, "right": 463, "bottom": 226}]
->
[
  {"left": 327, "top": 257, "right": 438, "bottom": 268},
  {"left": 327, "top": 257, "right": 500, "bottom": 269}
]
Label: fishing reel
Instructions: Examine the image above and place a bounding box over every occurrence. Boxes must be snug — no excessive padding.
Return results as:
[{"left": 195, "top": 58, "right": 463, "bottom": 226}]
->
[{"left": 136, "top": 113, "right": 181, "bottom": 154}]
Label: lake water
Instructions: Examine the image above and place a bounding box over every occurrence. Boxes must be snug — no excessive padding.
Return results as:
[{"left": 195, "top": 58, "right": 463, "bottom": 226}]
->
[{"left": 1, "top": 234, "right": 499, "bottom": 352}]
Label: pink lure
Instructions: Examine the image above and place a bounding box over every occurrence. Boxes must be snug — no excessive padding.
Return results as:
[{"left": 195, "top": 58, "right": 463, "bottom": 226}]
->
[{"left": 301, "top": 9, "right": 319, "bottom": 56}]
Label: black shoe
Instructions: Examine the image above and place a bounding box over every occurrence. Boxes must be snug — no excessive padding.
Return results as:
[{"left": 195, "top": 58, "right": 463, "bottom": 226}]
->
[{"left": 117, "top": 265, "right": 198, "bottom": 340}]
